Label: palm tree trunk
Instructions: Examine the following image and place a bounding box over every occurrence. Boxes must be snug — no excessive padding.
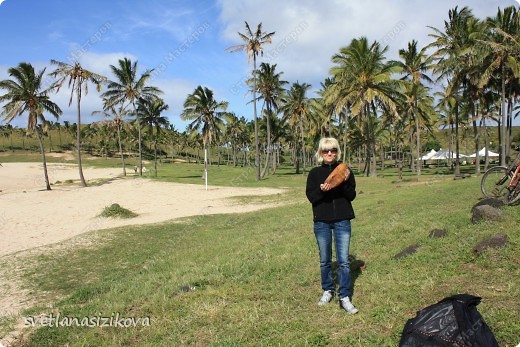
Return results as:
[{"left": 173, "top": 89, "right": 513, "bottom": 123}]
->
[
  {"left": 507, "top": 96, "right": 512, "bottom": 161},
  {"left": 473, "top": 116, "right": 480, "bottom": 176},
  {"left": 233, "top": 143, "right": 237, "bottom": 167},
  {"left": 77, "top": 93, "right": 87, "bottom": 187},
  {"left": 370, "top": 140, "right": 377, "bottom": 177},
  {"left": 364, "top": 144, "right": 370, "bottom": 177},
  {"left": 271, "top": 146, "right": 278, "bottom": 174},
  {"left": 500, "top": 63, "right": 507, "bottom": 166},
  {"left": 369, "top": 105, "right": 377, "bottom": 177},
  {"left": 203, "top": 140, "right": 208, "bottom": 190},
  {"left": 117, "top": 123, "right": 126, "bottom": 176},
  {"left": 409, "top": 125, "right": 415, "bottom": 171},
  {"left": 208, "top": 144, "right": 212, "bottom": 166},
  {"left": 154, "top": 140, "right": 158, "bottom": 177},
  {"left": 137, "top": 118, "right": 143, "bottom": 176},
  {"left": 454, "top": 101, "right": 460, "bottom": 177},
  {"left": 299, "top": 120, "right": 306, "bottom": 174},
  {"left": 252, "top": 56, "right": 261, "bottom": 180},
  {"left": 415, "top": 103, "right": 421, "bottom": 176},
  {"left": 483, "top": 120, "right": 489, "bottom": 171},
  {"left": 343, "top": 110, "right": 348, "bottom": 163},
  {"left": 291, "top": 143, "right": 296, "bottom": 167},
  {"left": 35, "top": 126, "right": 51, "bottom": 191},
  {"left": 261, "top": 111, "right": 271, "bottom": 178},
  {"left": 132, "top": 101, "right": 143, "bottom": 176}
]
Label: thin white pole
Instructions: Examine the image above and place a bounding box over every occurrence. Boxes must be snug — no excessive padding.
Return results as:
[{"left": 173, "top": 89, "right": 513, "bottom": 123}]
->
[{"left": 204, "top": 147, "right": 208, "bottom": 191}]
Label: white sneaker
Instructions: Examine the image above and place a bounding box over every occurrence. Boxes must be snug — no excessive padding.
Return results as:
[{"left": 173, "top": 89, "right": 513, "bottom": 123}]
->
[
  {"left": 318, "top": 290, "right": 334, "bottom": 305},
  {"left": 339, "top": 296, "right": 359, "bottom": 314}
]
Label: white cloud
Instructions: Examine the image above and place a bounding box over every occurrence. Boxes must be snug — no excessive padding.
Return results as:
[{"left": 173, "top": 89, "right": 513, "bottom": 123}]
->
[{"left": 218, "top": 0, "right": 517, "bottom": 90}]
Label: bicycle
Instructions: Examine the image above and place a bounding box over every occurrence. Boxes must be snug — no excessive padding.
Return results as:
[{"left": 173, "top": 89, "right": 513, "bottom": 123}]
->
[{"left": 480, "top": 151, "right": 520, "bottom": 205}]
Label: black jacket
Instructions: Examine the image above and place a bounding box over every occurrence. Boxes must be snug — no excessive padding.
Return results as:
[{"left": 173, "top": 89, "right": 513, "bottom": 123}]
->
[{"left": 306, "top": 162, "right": 356, "bottom": 222}]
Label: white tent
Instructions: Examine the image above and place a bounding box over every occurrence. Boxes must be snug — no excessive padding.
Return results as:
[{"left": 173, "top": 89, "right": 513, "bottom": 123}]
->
[
  {"left": 468, "top": 147, "right": 500, "bottom": 158},
  {"left": 430, "top": 148, "right": 468, "bottom": 160},
  {"left": 420, "top": 149, "right": 437, "bottom": 160}
]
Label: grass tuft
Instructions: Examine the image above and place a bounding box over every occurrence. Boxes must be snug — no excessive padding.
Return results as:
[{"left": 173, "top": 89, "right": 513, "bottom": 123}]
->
[{"left": 99, "top": 203, "right": 137, "bottom": 219}]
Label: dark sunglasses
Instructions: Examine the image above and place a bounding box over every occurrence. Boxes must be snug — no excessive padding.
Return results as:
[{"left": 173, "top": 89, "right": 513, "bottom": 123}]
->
[{"left": 321, "top": 148, "right": 338, "bottom": 154}]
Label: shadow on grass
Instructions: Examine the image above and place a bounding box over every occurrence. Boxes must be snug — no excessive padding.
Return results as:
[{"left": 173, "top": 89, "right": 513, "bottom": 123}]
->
[
  {"left": 275, "top": 171, "right": 305, "bottom": 176},
  {"left": 86, "top": 177, "right": 121, "bottom": 187},
  {"left": 331, "top": 254, "right": 366, "bottom": 299},
  {"left": 176, "top": 175, "right": 204, "bottom": 179}
]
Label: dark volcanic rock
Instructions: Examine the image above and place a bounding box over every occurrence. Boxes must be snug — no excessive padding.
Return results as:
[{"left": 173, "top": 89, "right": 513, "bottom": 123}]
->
[
  {"left": 393, "top": 244, "right": 420, "bottom": 259},
  {"left": 473, "top": 233, "right": 510, "bottom": 255},
  {"left": 471, "top": 205, "right": 502, "bottom": 224},
  {"left": 472, "top": 198, "right": 504, "bottom": 213}
]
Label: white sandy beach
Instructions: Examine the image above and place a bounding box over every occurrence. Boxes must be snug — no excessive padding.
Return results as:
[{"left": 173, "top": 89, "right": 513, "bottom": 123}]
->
[
  {"left": 0, "top": 161, "right": 285, "bottom": 345},
  {"left": 0, "top": 162, "right": 284, "bottom": 257}
]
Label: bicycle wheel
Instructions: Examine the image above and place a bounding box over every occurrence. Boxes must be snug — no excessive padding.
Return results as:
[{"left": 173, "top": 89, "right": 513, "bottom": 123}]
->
[
  {"left": 481, "top": 166, "right": 511, "bottom": 200},
  {"left": 505, "top": 185, "right": 520, "bottom": 205}
]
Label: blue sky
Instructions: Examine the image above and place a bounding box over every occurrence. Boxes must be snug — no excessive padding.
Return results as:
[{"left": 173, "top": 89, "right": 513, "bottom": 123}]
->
[{"left": 0, "top": 0, "right": 518, "bottom": 130}]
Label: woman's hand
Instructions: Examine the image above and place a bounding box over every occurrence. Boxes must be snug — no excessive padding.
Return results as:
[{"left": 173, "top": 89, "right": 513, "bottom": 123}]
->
[{"left": 320, "top": 183, "right": 332, "bottom": 191}]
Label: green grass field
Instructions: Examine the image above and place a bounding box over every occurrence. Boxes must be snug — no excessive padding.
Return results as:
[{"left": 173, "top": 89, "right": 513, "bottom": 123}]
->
[{"left": 0, "top": 155, "right": 518, "bottom": 346}]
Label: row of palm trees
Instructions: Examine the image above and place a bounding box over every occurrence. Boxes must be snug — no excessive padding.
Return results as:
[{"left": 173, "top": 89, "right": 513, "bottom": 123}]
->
[
  {"left": 1, "top": 6, "right": 519, "bottom": 190},
  {"left": 0, "top": 57, "right": 167, "bottom": 189},
  {"left": 233, "top": 6, "right": 519, "bottom": 177},
  {"left": 323, "top": 6, "right": 519, "bottom": 177}
]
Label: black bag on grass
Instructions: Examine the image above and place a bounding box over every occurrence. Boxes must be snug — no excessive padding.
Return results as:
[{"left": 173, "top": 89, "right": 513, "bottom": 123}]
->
[{"left": 399, "top": 294, "right": 498, "bottom": 347}]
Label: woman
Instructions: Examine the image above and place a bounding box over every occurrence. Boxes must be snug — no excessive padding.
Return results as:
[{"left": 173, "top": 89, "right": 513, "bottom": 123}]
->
[{"left": 305, "top": 137, "right": 358, "bottom": 314}]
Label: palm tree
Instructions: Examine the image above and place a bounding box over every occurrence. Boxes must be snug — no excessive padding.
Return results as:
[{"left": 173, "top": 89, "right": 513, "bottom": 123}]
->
[
  {"left": 101, "top": 58, "right": 162, "bottom": 176},
  {"left": 50, "top": 60, "right": 106, "bottom": 186},
  {"left": 0, "top": 62, "right": 62, "bottom": 190},
  {"left": 252, "top": 62, "right": 287, "bottom": 177},
  {"left": 327, "top": 37, "right": 399, "bottom": 176},
  {"left": 93, "top": 104, "right": 129, "bottom": 175},
  {"left": 181, "top": 86, "right": 228, "bottom": 190},
  {"left": 269, "top": 114, "right": 290, "bottom": 173},
  {"left": 226, "top": 22, "right": 275, "bottom": 180},
  {"left": 165, "top": 124, "right": 182, "bottom": 162},
  {"left": 478, "top": 90, "right": 501, "bottom": 171},
  {"left": 223, "top": 112, "right": 245, "bottom": 167},
  {"left": 398, "top": 83, "right": 436, "bottom": 167},
  {"left": 478, "top": 6, "right": 519, "bottom": 165},
  {"left": 138, "top": 97, "right": 169, "bottom": 177},
  {"left": 428, "top": 6, "right": 479, "bottom": 176},
  {"left": 315, "top": 78, "right": 349, "bottom": 160},
  {"left": 89, "top": 121, "right": 113, "bottom": 158},
  {"left": 281, "top": 82, "right": 311, "bottom": 174},
  {"left": 394, "top": 40, "right": 434, "bottom": 175},
  {"left": 435, "top": 85, "right": 458, "bottom": 165}
]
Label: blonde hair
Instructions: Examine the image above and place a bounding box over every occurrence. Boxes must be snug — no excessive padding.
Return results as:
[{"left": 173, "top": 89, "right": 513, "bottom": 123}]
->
[{"left": 315, "top": 137, "right": 342, "bottom": 164}]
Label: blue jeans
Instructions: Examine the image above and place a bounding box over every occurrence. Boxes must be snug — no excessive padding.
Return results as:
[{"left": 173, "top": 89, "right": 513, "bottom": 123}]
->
[{"left": 314, "top": 219, "right": 353, "bottom": 299}]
